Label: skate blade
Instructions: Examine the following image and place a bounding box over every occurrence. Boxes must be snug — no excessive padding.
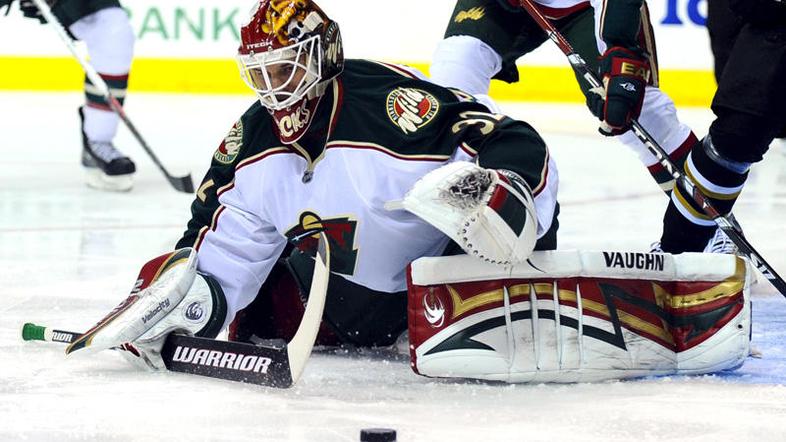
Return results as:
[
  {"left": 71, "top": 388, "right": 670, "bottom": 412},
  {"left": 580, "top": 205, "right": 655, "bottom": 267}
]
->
[{"left": 85, "top": 168, "right": 134, "bottom": 192}]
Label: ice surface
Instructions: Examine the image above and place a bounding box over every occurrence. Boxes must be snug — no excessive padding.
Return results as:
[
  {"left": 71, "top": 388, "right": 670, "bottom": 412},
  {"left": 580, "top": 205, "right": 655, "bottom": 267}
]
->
[{"left": 1, "top": 92, "right": 785, "bottom": 441}]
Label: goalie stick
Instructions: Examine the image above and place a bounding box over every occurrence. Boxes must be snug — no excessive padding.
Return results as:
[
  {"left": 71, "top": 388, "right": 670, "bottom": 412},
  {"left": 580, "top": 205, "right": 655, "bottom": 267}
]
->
[
  {"left": 22, "top": 233, "right": 331, "bottom": 388},
  {"left": 518, "top": 0, "right": 786, "bottom": 297},
  {"left": 29, "top": 0, "right": 194, "bottom": 194}
]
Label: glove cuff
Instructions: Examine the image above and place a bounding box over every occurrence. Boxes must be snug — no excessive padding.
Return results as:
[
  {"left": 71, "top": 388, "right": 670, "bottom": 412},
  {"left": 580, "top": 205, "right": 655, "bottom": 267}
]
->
[{"left": 601, "top": 46, "right": 651, "bottom": 83}]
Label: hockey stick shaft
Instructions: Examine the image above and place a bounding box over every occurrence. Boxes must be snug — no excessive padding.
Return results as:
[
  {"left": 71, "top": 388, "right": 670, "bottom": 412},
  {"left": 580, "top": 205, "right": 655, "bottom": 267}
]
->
[
  {"left": 30, "top": 0, "right": 194, "bottom": 194},
  {"left": 518, "top": 0, "right": 786, "bottom": 297},
  {"left": 22, "top": 323, "right": 80, "bottom": 344}
]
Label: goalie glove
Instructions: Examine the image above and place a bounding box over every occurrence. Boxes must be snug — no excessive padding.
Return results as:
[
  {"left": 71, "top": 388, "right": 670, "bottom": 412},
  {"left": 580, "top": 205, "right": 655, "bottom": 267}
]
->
[
  {"left": 392, "top": 161, "right": 538, "bottom": 265},
  {"left": 587, "top": 46, "right": 651, "bottom": 136},
  {"left": 66, "top": 248, "right": 227, "bottom": 371}
]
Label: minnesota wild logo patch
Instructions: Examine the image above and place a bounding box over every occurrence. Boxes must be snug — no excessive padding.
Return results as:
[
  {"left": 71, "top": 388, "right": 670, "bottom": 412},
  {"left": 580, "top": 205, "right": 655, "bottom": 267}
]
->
[
  {"left": 214, "top": 120, "right": 243, "bottom": 164},
  {"left": 386, "top": 88, "right": 440, "bottom": 135},
  {"left": 285, "top": 211, "right": 359, "bottom": 276}
]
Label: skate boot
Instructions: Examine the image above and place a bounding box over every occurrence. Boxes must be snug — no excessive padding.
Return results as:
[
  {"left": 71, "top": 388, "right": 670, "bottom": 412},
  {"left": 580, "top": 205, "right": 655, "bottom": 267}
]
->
[
  {"left": 651, "top": 224, "right": 740, "bottom": 255},
  {"left": 702, "top": 227, "right": 738, "bottom": 255},
  {"left": 79, "top": 107, "right": 135, "bottom": 192}
]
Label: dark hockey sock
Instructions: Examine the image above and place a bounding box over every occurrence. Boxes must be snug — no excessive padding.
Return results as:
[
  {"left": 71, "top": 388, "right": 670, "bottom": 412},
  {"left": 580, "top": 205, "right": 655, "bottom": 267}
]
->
[
  {"left": 660, "top": 203, "right": 715, "bottom": 253},
  {"left": 660, "top": 137, "right": 748, "bottom": 253},
  {"left": 687, "top": 138, "right": 749, "bottom": 214},
  {"left": 646, "top": 132, "right": 697, "bottom": 193},
  {"left": 85, "top": 72, "right": 128, "bottom": 110}
]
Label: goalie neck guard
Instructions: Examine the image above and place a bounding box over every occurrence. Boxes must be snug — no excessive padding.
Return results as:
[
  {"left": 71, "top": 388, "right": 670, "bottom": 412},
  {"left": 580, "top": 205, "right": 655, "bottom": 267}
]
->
[{"left": 238, "top": 0, "right": 344, "bottom": 143}]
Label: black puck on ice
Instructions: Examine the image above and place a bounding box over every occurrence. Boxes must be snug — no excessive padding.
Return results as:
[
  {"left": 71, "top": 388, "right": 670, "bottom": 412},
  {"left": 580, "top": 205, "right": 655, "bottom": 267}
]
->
[{"left": 360, "top": 428, "right": 396, "bottom": 442}]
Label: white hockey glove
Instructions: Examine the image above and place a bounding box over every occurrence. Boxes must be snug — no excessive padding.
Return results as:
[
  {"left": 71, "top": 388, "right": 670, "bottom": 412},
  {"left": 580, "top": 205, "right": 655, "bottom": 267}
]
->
[
  {"left": 66, "top": 248, "right": 227, "bottom": 371},
  {"left": 392, "top": 161, "right": 538, "bottom": 265}
]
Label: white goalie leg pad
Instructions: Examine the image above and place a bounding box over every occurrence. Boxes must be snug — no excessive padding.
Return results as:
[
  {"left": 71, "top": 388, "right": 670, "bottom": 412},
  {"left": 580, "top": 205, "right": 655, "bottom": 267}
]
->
[
  {"left": 407, "top": 250, "right": 752, "bottom": 383},
  {"left": 391, "top": 161, "right": 538, "bottom": 265}
]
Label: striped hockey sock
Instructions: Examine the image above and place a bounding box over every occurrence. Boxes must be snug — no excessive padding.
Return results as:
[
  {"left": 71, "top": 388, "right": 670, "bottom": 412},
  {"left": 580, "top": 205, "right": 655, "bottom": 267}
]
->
[{"left": 660, "top": 137, "right": 748, "bottom": 253}]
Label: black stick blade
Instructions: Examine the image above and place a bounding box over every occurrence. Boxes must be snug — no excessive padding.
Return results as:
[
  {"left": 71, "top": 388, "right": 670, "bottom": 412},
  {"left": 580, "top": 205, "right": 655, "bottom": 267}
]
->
[
  {"left": 168, "top": 174, "right": 195, "bottom": 194},
  {"left": 161, "top": 335, "right": 294, "bottom": 388}
]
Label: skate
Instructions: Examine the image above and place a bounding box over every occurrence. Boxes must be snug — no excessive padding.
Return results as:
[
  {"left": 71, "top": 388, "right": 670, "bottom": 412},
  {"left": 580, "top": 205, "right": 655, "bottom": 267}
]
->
[
  {"left": 702, "top": 226, "right": 738, "bottom": 255},
  {"left": 651, "top": 225, "right": 740, "bottom": 255},
  {"left": 79, "top": 107, "right": 135, "bottom": 192}
]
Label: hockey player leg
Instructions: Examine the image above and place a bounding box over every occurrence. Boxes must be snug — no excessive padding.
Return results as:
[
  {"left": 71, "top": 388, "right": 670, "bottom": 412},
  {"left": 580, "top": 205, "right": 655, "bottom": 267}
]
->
[
  {"left": 430, "top": 36, "right": 502, "bottom": 95},
  {"left": 432, "top": 0, "right": 545, "bottom": 93},
  {"left": 69, "top": 7, "right": 136, "bottom": 191},
  {"left": 661, "top": 21, "right": 786, "bottom": 254},
  {"left": 659, "top": 135, "right": 751, "bottom": 254},
  {"left": 407, "top": 251, "right": 752, "bottom": 383},
  {"left": 565, "top": 4, "right": 697, "bottom": 192},
  {"left": 66, "top": 248, "right": 228, "bottom": 370}
]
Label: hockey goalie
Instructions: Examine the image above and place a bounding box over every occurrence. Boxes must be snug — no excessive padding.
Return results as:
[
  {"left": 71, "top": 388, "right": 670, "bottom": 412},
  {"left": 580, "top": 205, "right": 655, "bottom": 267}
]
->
[{"left": 62, "top": 0, "right": 752, "bottom": 385}]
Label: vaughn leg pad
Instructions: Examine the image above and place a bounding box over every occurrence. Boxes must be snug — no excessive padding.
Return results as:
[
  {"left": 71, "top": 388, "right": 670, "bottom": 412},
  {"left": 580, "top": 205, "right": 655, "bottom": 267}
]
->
[{"left": 407, "top": 250, "right": 752, "bottom": 383}]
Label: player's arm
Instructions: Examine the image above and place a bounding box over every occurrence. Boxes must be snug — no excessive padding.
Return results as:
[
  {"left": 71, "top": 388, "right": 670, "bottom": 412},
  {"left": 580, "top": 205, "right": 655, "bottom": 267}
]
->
[
  {"left": 67, "top": 118, "right": 288, "bottom": 369},
  {"left": 395, "top": 107, "right": 556, "bottom": 264},
  {"left": 176, "top": 121, "right": 244, "bottom": 250},
  {"left": 176, "top": 117, "right": 288, "bottom": 324},
  {"left": 586, "top": 0, "right": 652, "bottom": 135},
  {"left": 450, "top": 109, "right": 550, "bottom": 197}
]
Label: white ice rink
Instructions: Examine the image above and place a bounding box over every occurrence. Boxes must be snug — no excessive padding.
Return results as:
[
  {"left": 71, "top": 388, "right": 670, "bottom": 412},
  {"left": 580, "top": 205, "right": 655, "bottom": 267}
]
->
[{"left": 1, "top": 92, "right": 786, "bottom": 441}]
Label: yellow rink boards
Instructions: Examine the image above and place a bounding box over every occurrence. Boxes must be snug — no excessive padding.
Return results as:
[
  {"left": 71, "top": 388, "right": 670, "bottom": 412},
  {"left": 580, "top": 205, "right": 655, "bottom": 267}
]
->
[{"left": 0, "top": 56, "right": 716, "bottom": 106}]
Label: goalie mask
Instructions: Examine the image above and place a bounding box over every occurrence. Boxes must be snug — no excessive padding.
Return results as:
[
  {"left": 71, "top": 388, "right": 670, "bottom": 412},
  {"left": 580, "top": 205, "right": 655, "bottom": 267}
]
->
[{"left": 238, "top": 0, "right": 344, "bottom": 143}]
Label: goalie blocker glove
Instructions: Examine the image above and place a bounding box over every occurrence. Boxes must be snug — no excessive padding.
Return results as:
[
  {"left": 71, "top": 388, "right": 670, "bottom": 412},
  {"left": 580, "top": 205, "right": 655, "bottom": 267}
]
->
[
  {"left": 587, "top": 46, "right": 651, "bottom": 136},
  {"left": 392, "top": 161, "right": 538, "bottom": 265},
  {"left": 66, "top": 248, "right": 227, "bottom": 370}
]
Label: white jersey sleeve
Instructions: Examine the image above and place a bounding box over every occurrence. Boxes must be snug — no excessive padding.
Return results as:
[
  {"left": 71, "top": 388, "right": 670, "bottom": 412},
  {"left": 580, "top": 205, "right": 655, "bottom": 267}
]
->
[{"left": 195, "top": 188, "right": 288, "bottom": 330}]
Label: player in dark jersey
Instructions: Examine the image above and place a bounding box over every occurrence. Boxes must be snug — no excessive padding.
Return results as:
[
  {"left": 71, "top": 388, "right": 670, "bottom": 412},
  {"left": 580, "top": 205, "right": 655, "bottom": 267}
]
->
[
  {"left": 69, "top": 0, "right": 560, "bottom": 366},
  {"left": 657, "top": 0, "right": 786, "bottom": 254},
  {"left": 1, "top": 0, "right": 136, "bottom": 190}
]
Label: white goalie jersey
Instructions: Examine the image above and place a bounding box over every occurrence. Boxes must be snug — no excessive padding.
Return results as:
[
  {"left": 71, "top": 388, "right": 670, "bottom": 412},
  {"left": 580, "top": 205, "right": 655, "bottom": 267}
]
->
[{"left": 407, "top": 251, "right": 753, "bottom": 383}]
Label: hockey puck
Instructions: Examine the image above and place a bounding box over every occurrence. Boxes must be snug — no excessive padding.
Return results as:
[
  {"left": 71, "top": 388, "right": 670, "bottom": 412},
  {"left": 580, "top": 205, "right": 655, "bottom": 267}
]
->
[{"left": 360, "top": 428, "right": 396, "bottom": 442}]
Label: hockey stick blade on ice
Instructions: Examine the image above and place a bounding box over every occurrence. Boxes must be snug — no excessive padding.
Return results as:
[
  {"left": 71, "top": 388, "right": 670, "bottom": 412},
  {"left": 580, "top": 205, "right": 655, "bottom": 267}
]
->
[
  {"left": 22, "top": 233, "right": 331, "bottom": 387},
  {"left": 518, "top": 0, "right": 786, "bottom": 297},
  {"left": 30, "top": 0, "right": 194, "bottom": 194},
  {"left": 21, "top": 324, "right": 295, "bottom": 387}
]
